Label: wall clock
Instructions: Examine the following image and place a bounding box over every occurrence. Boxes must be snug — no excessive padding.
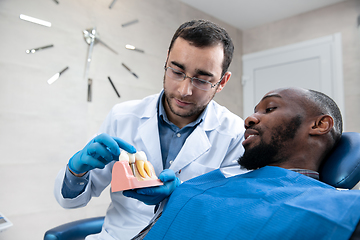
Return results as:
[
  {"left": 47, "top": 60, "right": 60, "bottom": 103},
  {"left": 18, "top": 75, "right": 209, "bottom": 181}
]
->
[{"left": 19, "top": 1, "right": 144, "bottom": 101}]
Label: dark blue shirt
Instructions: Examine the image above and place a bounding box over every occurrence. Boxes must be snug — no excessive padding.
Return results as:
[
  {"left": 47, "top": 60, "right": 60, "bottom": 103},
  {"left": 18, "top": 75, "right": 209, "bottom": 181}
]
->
[{"left": 157, "top": 91, "right": 207, "bottom": 169}]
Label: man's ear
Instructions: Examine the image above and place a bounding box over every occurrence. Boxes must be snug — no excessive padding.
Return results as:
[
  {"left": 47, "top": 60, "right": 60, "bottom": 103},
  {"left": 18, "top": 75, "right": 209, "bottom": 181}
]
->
[
  {"left": 216, "top": 72, "right": 231, "bottom": 93},
  {"left": 309, "top": 115, "right": 334, "bottom": 136}
]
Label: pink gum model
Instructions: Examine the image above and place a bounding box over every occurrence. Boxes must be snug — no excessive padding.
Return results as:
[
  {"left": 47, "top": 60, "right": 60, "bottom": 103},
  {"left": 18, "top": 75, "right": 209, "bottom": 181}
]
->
[{"left": 111, "top": 161, "right": 163, "bottom": 192}]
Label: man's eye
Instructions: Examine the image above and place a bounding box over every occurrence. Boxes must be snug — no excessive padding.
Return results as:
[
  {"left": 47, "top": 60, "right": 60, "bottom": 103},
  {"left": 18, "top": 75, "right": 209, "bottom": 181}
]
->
[
  {"left": 193, "top": 78, "right": 209, "bottom": 85},
  {"left": 265, "top": 107, "right": 276, "bottom": 113},
  {"left": 171, "top": 69, "right": 183, "bottom": 76}
]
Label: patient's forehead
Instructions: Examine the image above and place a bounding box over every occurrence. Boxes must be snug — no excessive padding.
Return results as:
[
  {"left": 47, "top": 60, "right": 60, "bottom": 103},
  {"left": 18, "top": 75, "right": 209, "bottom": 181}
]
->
[
  {"left": 263, "top": 88, "right": 309, "bottom": 103},
  {"left": 261, "top": 87, "right": 311, "bottom": 112},
  {"left": 265, "top": 87, "right": 307, "bottom": 98}
]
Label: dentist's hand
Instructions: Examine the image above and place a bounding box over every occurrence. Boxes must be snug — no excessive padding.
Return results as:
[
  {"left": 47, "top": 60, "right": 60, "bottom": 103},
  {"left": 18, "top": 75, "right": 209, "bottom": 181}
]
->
[
  {"left": 123, "top": 169, "right": 181, "bottom": 205},
  {"left": 68, "top": 133, "right": 136, "bottom": 175}
]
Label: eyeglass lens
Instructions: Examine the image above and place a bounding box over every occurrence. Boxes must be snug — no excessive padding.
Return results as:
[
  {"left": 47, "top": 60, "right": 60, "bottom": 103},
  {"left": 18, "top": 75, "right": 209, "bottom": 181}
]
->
[{"left": 166, "top": 67, "right": 212, "bottom": 91}]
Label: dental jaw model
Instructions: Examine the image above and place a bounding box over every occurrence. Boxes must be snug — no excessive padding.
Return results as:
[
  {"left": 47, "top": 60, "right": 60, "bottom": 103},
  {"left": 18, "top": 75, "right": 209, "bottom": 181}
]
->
[{"left": 111, "top": 151, "right": 163, "bottom": 192}]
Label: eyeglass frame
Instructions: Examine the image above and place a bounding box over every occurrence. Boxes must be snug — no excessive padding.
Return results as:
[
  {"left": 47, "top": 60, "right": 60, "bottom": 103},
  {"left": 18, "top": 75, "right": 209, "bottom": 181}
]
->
[{"left": 164, "top": 66, "right": 224, "bottom": 91}]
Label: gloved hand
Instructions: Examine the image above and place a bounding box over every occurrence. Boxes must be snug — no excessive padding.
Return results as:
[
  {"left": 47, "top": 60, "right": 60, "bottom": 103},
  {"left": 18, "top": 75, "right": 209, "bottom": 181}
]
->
[
  {"left": 68, "top": 133, "right": 136, "bottom": 175},
  {"left": 123, "top": 169, "right": 181, "bottom": 205}
]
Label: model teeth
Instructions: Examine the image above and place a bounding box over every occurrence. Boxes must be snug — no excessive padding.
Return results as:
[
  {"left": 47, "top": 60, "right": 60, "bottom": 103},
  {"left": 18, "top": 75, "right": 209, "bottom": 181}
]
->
[
  {"left": 123, "top": 151, "right": 157, "bottom": 180},
  {"left": 135, "top": 160, "right": 147, "bottom": 178},
  {"left": 128, "top": 152, "right": 135, "bottom": 164},
  {"left": 119, "top": 151, "right": 129, "bottom": 162}
]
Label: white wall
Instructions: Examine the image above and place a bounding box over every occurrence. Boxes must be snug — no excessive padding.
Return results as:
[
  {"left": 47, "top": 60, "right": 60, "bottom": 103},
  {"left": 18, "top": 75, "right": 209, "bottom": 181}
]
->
[
  {"left": 0, "top": 0, "right": 242, "bottom": 239},
  {"left": 242, "top": 0, "right": 360, "bottom": 132}
]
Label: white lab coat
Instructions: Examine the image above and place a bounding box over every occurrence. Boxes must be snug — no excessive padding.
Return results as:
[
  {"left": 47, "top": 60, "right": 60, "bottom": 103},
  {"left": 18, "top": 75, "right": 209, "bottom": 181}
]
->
[{"left": 54, "top": 92, "right": 246, "bottom": 240}]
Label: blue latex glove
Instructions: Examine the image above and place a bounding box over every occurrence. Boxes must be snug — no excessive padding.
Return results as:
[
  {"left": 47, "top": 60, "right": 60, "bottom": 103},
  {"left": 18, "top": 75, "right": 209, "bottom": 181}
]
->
[
  {"left": 123, "top": 169, "right": 181, "bottom": 205},
  {"left": 68, "top": 133, "right": 136, "bottom": 174}
]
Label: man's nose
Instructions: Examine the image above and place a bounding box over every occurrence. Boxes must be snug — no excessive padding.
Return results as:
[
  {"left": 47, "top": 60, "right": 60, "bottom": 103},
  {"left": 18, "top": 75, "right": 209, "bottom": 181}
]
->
[
  {"left": 244, "top": 113, "right": 260, "bottom": 129},
  {"left": 178, "top": 77, "right": 193, "bottom": 96}
]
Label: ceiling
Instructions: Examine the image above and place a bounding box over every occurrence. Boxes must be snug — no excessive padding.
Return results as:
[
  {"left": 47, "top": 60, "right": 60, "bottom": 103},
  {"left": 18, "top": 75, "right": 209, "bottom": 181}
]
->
[{"left": 180, "top": 0, "right": 346, "bottom": 30}]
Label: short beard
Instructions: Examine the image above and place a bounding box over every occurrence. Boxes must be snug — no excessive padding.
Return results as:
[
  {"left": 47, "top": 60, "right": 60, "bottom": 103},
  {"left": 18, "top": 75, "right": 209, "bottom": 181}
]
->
[
  {"left": 238, "top": 140, "right": 279, "bottom": 170},
  {"left": 164, "top": 93, "right": 208, "bottom": 118},
  {"left": 163, "top": 75, "right": 217, "bottom": 119},
  {"left": 238, "top": 115, "right": 303, "bottom": 170}
]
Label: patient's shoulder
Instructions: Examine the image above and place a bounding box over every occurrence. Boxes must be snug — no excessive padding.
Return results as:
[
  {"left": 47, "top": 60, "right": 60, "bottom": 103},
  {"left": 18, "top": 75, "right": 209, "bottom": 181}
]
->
[{"left": 182, "top": 169, "right": 226, "bottom": 186}]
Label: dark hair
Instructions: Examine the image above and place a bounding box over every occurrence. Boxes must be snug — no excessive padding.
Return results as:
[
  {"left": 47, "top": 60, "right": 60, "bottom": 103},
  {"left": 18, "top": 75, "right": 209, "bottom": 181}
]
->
[
  {"left": 308, "top": 89, "right": 343, "bottom": 143},
  {"left": 168, "top": 19, "right": 234, "bottom": 77}
]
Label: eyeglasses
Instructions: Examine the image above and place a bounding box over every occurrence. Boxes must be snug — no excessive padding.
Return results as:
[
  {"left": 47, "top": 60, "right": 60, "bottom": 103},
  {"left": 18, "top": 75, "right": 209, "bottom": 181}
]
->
[{"left": 164, "top": 66, "right": 223, "bottom": 91}]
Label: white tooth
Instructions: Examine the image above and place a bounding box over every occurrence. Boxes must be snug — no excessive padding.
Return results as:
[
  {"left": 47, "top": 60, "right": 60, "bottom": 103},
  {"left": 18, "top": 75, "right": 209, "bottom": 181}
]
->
[
  {"left": 134, "top": 151, "right": 153, "bottom": 178},
  {"left": 128, "top": 152, "right": 135, "bottom": 164},
  {"left": 119, "top": 151, "right": 129, "bottom": 162},
  {"left": 247, "top": 135, "right": 255, "bottom": 139},
  {"left": 135, "top": 151, "right": 147, "bottom": 161}
]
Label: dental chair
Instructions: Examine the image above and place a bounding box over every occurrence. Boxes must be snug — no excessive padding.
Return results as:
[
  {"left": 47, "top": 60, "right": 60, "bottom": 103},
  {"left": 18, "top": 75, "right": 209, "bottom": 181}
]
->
[
  {"left": 43, "top": 217, "right": 104, "bottom": 240},
  {"left": 43, "top": 132, "right": 360, "bottom": 240}
]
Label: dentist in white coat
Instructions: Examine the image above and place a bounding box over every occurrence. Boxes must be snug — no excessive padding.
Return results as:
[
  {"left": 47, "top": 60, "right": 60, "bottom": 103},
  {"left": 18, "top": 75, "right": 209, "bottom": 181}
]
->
[{"left": 54, "top": 19, "right": 246, "bottom": 240}]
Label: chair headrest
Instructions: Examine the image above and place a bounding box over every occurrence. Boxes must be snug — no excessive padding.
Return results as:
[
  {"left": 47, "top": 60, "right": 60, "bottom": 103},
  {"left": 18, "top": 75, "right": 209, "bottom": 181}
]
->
[{"left": 319, "top": 132, "right": 360, "bottom": 189}]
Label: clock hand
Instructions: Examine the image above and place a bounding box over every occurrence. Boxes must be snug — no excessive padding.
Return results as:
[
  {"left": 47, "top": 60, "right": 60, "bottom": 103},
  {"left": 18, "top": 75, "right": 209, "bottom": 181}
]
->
[
  {"left": 83, "top": 28, "right": 100, "bottom": 79},
  {"left": 83, "top": 27, "right": 118, "bottom": 78},
  {"left": 97, "top": 38, "right": 118, "bottom": 55},
  {"left": 83, "top": 28, "right": 118, "bottom": 54},
  {"left": 109, "top": 0, "right": 117, "bottom": 9},
  {"left": 84, "top": 37, "right": 95, "bottom": 79}
]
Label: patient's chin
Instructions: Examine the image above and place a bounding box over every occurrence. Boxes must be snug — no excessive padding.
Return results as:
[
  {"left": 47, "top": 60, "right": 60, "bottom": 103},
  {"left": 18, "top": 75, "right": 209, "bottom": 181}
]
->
[{"left": 238, "top": 142, "right": 278, "bottom": 170}]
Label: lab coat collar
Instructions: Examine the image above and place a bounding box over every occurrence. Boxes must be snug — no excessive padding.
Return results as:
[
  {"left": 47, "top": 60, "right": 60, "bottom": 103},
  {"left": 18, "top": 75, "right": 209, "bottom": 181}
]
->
[
  {"left": 138, "top": 90, "right": 222, "bottom": 174},
  {"left": 141, "top": 90, "right": 162, "bottom": 119},
  {"left": 170, "top": 101, "right": 222, "bottom": 173},
  {"left": 169, "top": 126, "right": 211, "bottom": 173},
  {"left": 200, "top": 100, "right": 221, "bottom": 131},
  {"left": 137, "top": 91, "right": 163, "bottom": 175}
]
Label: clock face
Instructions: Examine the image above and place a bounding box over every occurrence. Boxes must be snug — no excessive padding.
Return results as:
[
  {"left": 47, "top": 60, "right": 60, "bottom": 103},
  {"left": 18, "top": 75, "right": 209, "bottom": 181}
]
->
[
  {"left": 2, "top": 0, "right": 170, "bottom": 105},
  {"left": 0, "top": 0, "right": 172, "bottom": 152},
  {"left": 21, "top": 6, "right": 144, "bottom": 96}
]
